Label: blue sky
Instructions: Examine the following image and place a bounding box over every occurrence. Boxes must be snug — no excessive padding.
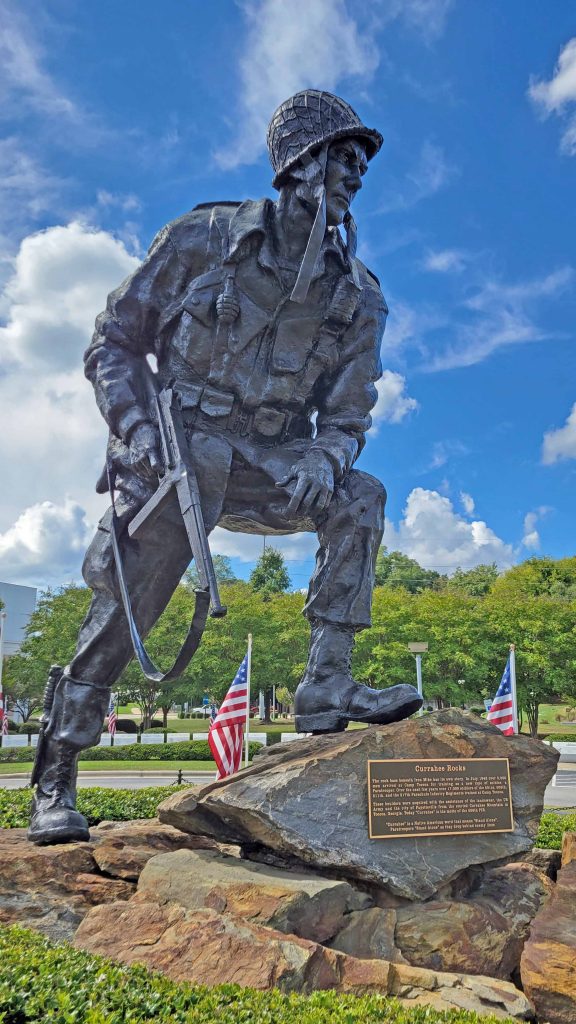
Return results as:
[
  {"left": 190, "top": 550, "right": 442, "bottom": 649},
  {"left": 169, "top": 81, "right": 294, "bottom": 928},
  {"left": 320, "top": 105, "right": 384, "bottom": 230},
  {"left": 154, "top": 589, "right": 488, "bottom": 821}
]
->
[{"left": 0, "top": 0, "right": 575, "bottom": 590}]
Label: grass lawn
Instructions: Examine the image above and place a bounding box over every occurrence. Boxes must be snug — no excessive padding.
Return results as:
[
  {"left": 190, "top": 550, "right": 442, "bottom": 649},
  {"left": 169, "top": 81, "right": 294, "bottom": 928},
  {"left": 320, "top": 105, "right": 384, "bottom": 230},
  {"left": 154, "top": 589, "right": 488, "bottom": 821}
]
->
[{"left": 0, "top": 760, "right": 216, "bottom": 775}]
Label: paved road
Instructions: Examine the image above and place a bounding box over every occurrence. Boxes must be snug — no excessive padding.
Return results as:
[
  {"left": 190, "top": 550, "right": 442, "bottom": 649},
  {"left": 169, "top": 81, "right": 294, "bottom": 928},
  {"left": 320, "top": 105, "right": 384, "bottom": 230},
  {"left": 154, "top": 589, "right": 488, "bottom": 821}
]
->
[{"left": 0, "top": 770, "right": 213, "bottom": 790}]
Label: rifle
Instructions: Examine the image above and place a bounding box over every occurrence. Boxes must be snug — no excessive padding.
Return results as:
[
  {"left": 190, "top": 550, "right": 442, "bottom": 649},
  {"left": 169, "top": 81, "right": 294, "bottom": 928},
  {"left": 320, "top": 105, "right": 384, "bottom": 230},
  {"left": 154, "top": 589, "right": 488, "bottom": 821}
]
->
[{"left": 108, "top": 382, "right": 226, "bottom": 683}]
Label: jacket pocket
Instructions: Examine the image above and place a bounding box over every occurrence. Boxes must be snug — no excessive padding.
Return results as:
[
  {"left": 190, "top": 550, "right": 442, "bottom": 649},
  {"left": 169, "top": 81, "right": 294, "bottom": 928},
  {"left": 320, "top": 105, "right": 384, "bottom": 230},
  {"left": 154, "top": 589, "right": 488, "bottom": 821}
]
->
[
  {"left": 271, "top": 317, "right": 316, "bottom": 373},
  {"left": 199, "top": 386, "right": 235, "bottom": 418}
]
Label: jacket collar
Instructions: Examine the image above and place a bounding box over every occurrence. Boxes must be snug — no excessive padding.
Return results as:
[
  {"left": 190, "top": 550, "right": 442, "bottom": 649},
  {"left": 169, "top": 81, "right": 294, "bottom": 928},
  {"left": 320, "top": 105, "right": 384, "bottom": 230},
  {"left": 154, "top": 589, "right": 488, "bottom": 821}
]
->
[{"left": 227, "top": 198, "right": 350, "bottom": 281}]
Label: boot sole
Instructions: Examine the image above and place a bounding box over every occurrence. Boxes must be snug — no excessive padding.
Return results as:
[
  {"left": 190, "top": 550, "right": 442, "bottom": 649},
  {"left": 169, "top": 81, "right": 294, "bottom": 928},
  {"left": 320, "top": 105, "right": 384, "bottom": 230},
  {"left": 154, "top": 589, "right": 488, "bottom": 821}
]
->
[
  {"left": 295, "top": 696, "right": 423, "bottom": 735},
  {"left": 27, "top": 823, "right": 90, "bottom": 845},
  {"left": 295, "top": 712, "right": 347, "bottom": 734}
]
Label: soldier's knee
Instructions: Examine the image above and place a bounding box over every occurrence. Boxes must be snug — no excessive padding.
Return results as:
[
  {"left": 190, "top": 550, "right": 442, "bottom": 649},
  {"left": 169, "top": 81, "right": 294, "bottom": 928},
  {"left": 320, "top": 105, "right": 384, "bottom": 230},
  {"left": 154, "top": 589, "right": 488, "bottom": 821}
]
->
[{"left": 349, "top": 470, "right": 387, "bottom": 513}]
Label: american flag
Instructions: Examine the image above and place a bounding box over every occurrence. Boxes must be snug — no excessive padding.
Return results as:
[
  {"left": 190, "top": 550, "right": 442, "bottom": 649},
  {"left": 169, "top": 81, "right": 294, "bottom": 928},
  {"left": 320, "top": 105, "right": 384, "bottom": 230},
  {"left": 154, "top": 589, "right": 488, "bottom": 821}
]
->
[
  {"left": 486, "top": 657, "right": 515, "bottom": 735},
  {"left": 0, "top": 691, "right": 8, "bottom": 737},
  {"left": 208, "top": 654, "right": 249, "bottom": 779},
  {"left": 107, "top": 694, "right": 117, "bottom": 736}
]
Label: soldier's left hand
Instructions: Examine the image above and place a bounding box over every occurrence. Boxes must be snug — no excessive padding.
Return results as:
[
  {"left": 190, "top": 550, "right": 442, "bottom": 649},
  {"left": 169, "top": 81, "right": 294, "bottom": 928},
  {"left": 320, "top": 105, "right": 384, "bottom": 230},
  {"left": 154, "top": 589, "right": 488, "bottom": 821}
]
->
[{"left": 276, "top": 453, "right": 334, "bottom": 516}]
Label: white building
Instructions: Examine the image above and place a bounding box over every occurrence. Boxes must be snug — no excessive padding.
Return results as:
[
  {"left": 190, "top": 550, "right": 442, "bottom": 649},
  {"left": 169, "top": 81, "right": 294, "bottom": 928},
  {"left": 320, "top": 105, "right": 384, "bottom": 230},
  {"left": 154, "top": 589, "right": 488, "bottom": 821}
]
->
[{"left": 0, "top": 581, "right": 38, "bottom": 655}]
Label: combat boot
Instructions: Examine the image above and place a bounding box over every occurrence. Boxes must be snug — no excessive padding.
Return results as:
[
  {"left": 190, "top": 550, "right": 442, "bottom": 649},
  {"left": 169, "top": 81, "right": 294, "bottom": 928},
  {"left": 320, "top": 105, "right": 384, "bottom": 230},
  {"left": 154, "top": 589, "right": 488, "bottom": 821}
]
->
[
  {"left": 294, "top": 620, "right": 422, "bottom": 733},
  {"left": 28, "top": 667, "right": 111, "bottom": 845}
]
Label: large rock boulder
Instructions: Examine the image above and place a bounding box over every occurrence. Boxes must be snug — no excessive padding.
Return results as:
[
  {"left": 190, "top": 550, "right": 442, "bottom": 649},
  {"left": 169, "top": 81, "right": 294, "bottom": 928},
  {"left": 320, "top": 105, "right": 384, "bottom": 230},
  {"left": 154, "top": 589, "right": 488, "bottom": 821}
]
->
[
  {"left": 329, "top": 861, "right": 552, "bottom": 981},
  {"left": 0, "top": 828, "right": 134, "bottom": 942},
  {"left": 159, "top": 710, "right": 557, "bottom": 899},
  {"left": 135, "top": 847, "right": 371, "bottom": 943},
  {"left": 74, "top": 898, "right": 535, "bottom": 1019},
  {"left": 521, "top": 858, "right": 576, "bottom": 1024},
  {"left": 91, "top": 819, "right": 218, "bottom": 880},
  {"left": 0, "top": 820, "right": 220, "bottom": 942}
]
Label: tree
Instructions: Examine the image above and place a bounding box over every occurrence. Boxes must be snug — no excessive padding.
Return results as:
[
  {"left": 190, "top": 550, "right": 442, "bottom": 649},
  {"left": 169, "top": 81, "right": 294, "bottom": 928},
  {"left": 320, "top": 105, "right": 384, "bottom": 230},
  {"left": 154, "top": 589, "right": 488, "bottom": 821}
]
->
[
  {"left": 445, "top": 563, "right": 499, "bottom": 597},
  {"left": 489, "top": 557, "right": 576, "bottom": 602},
  {"left": 3, "top": 586, "right": 92, "bottom": 720},
  {"left": 374, "top": 548, "right": 444, "bottom": 593},
  {"left": 483, "top": 586, "right": 576, "bottom": 736},
  {"left": 249, "top": 547, "right": 291, "bottom": 596},
  {"left": 184, "top": 555, "right": 238, "bottom": 590}
]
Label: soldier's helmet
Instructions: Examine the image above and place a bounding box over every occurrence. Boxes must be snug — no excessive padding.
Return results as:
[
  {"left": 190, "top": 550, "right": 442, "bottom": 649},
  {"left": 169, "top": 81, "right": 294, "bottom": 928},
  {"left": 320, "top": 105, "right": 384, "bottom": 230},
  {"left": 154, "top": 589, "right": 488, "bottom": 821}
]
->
[{"left": 267, "top": 89, "right": 383, "bottom": 189}]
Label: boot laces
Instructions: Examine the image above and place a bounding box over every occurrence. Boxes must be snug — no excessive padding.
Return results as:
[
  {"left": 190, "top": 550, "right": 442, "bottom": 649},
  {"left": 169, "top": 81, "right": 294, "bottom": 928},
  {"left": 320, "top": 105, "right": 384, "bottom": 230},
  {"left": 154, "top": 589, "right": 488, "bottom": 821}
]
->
[{"left": 53, "top": 747, "right": 76, "bottom": 797}]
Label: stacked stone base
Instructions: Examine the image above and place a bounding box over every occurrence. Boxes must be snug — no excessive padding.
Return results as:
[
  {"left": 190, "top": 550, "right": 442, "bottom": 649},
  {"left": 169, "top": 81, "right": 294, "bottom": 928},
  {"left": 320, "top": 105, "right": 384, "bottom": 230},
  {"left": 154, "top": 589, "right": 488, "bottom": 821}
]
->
[{"left": 5, "top": 711, "right": 575, "bottom": 1022}]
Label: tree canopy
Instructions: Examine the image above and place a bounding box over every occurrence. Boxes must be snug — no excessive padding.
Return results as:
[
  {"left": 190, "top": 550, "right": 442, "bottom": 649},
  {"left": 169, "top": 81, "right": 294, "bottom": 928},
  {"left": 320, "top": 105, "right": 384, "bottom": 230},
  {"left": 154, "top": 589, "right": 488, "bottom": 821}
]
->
[
  {"left": 4, "top": 554, "right": 575, "bottom": 737},
  {"left": 249, "top": 547, "right": 291, "bottom": 595}
]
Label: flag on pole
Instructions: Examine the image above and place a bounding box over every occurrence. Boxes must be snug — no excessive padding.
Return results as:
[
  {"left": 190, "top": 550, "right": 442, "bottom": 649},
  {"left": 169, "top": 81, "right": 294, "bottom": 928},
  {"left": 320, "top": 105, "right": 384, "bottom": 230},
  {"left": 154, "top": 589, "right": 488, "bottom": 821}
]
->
[
  {"left": 0, "top": 694, "right": 8, "bottom": 737},
  {"left": 208, "top": 654, "right": 249, "bottom": 779},
  {"left": 107, "top": 694, "right": 117, "bottom": 736},
  {"left": 486, "top": 656, "right": 515, "bottom": 735}
]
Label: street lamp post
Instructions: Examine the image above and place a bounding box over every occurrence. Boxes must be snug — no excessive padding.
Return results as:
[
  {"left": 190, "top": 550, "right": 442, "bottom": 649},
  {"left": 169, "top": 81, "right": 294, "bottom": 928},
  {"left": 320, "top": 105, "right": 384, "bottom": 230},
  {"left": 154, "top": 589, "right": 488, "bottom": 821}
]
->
[{"left": 408, "top": 642, "right": 428, "bottom": 712}]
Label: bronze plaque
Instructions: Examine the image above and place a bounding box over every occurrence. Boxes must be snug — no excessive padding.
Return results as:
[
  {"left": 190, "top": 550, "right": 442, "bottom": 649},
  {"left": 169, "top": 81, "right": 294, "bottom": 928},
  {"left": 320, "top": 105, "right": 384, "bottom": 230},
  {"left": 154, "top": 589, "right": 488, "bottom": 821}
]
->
[{"left": 367, "top": 758, "right": 513, "bottom": 839}]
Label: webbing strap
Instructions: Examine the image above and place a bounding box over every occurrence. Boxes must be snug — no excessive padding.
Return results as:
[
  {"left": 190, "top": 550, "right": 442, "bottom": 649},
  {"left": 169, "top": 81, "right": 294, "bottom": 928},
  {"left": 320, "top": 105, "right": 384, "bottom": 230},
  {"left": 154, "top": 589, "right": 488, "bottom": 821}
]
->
[{"left": 107, "top": 466, "right": 210, "bottom": 682}]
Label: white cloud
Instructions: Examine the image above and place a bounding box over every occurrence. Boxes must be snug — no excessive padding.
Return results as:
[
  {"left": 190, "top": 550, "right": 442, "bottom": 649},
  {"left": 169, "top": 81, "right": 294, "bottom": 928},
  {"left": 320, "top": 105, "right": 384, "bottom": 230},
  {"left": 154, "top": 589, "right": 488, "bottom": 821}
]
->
[
  {"left": 542, "top": 402, "right": 576, "bottom": 464},
  {"left": 426, "top": 266, "right": 574, "bottom": 371},
  {"left": 215, "top": 0, "right": 380, "bottom": 169},
  {"left": 0, "top": 499, "right": 93, "bottom": 587},
  {"left": 460, "top": 491, "right": 475, "bottom": 515},
  {"left": 0, "top": 5, "right": 78, "bottom": 121},
  {"left": 528, "top": 38, "right": 576, "bottom": 155},
  {"left": 423, "top": 248, "right": 467, "bottom": 273},
  {"left": 521, "top": 507, "right": 552, "bottom": 551},
  {"left": 379, "top": 141, "right": 457, "bottom": 213},
  {"left": 385, "top": 488, "right": 514, "bottom": 572},
  {"left": 210, "top": 527, "right": 318, "bottom": 565},
  {"left": 0, "top": 137, "right": 67, "bottom": 232},
  {"left": 371, "top": 370, "right": 418, "bottom": 429},
  {"left": 0, "top": 222, "right": 139, "bottom": 553},
  {"left": 381, "top": 298, "right": 446, "bottom": 356},
  {"left": 522, "top": 512, "right": 540, "bottom": 551},
  {"left": 428, "top": 439, "right": 468, "bottom": 470},
  {"left": 391, "top": 0, "right": 456, "bottom": 41}
]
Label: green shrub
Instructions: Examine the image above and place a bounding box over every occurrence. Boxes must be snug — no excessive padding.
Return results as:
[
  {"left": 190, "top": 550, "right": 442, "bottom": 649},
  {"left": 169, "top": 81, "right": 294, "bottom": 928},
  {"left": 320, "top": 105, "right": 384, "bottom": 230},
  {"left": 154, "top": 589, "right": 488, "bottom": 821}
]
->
[
  {"left": 266, "top": 729, "right": 283, "bottom": 745},
  {"left": 0, "top": 924, "right": 512, "bottom": 1024},
  {"left": 536, "top": 811, "right": 576, "bottom": 850},
  {"left": 18, "top": 721, "right": 41, "bottom": 734},
  {"left": 115, "top": 717, "right": 139, "bottom": 733},
  {"left": 0, "top": 739, "right": 262, "bottom": 764},
  {"left": 543, "top": 733, "right": 576, "bottom": 743},
  {"left": 0, "top": 785, "right": 181, "bottom": 829},
  {"left": 144, "top": 727, "right": 170, "bottom": 734}
]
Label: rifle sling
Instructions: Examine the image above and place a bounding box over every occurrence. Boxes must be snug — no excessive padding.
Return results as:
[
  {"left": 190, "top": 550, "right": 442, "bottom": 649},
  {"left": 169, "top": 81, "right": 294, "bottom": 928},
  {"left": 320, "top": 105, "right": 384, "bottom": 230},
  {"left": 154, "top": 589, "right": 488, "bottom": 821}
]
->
[{"left": 107, "top": 465, "right": 210, "bottom": 683}]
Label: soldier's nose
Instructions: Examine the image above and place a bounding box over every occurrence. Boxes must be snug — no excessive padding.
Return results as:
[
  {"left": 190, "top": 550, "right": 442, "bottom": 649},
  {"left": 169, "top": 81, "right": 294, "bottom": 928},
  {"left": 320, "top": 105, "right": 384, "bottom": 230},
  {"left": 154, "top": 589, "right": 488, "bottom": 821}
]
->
[{"left": 346, "top": 170, "right": 362, "bottom": 194}]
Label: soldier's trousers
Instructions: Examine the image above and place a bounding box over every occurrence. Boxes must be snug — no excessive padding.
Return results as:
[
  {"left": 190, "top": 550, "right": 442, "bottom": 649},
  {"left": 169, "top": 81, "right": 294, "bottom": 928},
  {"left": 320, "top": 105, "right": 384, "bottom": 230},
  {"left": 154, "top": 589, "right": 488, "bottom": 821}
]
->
[{"left": 67, "top": 429, "right": 385, "bottom": 695}]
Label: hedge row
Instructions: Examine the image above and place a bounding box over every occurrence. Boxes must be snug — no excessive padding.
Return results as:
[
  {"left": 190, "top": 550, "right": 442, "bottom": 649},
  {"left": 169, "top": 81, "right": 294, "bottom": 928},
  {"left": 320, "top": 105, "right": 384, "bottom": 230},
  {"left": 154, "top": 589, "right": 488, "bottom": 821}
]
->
[
  {"left": 535, "top": 810, "right": 576, "bottom": 849},
  {"left": 0, "top": 785, "right": 572, "bottom": 851},
  {"left": 0, "top": 739, "right": 262, "bottom": 764},
  {"left": 0, "top": 785, "right": 181, "bottom": 829},
  {"left": 0, "top": 924, "right": 512, "bottom": 1024},
  {"left": 543, "top": 733, "right": 576, "bottom": 743}
]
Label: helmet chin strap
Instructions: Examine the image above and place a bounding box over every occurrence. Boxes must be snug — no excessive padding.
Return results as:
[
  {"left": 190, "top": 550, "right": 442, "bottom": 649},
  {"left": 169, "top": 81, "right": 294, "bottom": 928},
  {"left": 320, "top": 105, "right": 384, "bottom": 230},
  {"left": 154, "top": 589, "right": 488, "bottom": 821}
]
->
[
  {"left": 343, "top": 210, "right": 360, "bottom": 288},
  {"left": 290, "top": 146, "right": 328, "bottom": 304},
  {"left": 290, "top": 147, "right": 359, "bottom": 303}
]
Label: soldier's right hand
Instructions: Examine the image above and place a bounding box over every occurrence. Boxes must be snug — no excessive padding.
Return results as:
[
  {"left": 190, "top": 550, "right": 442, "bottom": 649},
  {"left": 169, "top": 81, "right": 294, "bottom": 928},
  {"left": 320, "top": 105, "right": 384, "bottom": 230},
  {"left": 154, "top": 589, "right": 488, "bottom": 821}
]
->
[{"left": 128, "top": 422, "right": 162, "bottom": 479}]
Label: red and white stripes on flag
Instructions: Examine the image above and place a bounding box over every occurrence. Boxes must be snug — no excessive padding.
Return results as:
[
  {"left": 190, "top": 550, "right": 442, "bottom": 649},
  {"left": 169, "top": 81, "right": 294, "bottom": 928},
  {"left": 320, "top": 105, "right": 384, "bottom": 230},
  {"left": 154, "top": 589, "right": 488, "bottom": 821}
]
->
[
  {"left": 0, "top": 691, "right": 7, "bottom": 737},
  {"left": 486, "top": 654, "right": 516, "bottom": 735},
  {"left": 107, "top": 694, "right": 117, "bottom": 736},
  {"left": 208, "top": 654, "right": 249, "bottom": 780}
]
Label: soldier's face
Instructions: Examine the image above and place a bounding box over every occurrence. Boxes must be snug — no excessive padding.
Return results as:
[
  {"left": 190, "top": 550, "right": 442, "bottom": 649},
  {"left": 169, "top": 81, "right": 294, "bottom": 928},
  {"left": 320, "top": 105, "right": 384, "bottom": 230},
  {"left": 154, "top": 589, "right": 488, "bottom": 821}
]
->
[{"left": 324, "top": 139, "right": 368, "bottom": 226}]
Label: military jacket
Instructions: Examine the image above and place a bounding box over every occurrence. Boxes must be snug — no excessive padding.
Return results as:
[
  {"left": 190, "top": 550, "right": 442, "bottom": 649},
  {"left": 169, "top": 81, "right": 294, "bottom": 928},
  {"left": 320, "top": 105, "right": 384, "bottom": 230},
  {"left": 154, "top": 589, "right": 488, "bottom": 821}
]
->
[{"left": 85, "top": 198, "right": 387, "bottom": 480}]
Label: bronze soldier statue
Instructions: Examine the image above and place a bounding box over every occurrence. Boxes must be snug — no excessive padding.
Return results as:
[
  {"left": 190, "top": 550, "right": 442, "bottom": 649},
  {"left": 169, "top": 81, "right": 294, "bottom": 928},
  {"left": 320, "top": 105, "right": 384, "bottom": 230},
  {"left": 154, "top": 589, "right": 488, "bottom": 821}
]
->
[{"left": 28, "top": 90, "right": 422, "bottom": 845}]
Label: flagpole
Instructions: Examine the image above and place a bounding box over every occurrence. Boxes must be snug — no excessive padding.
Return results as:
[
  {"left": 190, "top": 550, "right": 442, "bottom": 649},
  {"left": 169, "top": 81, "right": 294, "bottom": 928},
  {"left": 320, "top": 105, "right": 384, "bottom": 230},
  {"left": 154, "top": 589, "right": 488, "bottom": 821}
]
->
[
  {"left": 245, "top": 633, "right": 252, "bottom": 767},
  {"left": 509, "top": 643, "right": 519, "bottom": 734}
]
